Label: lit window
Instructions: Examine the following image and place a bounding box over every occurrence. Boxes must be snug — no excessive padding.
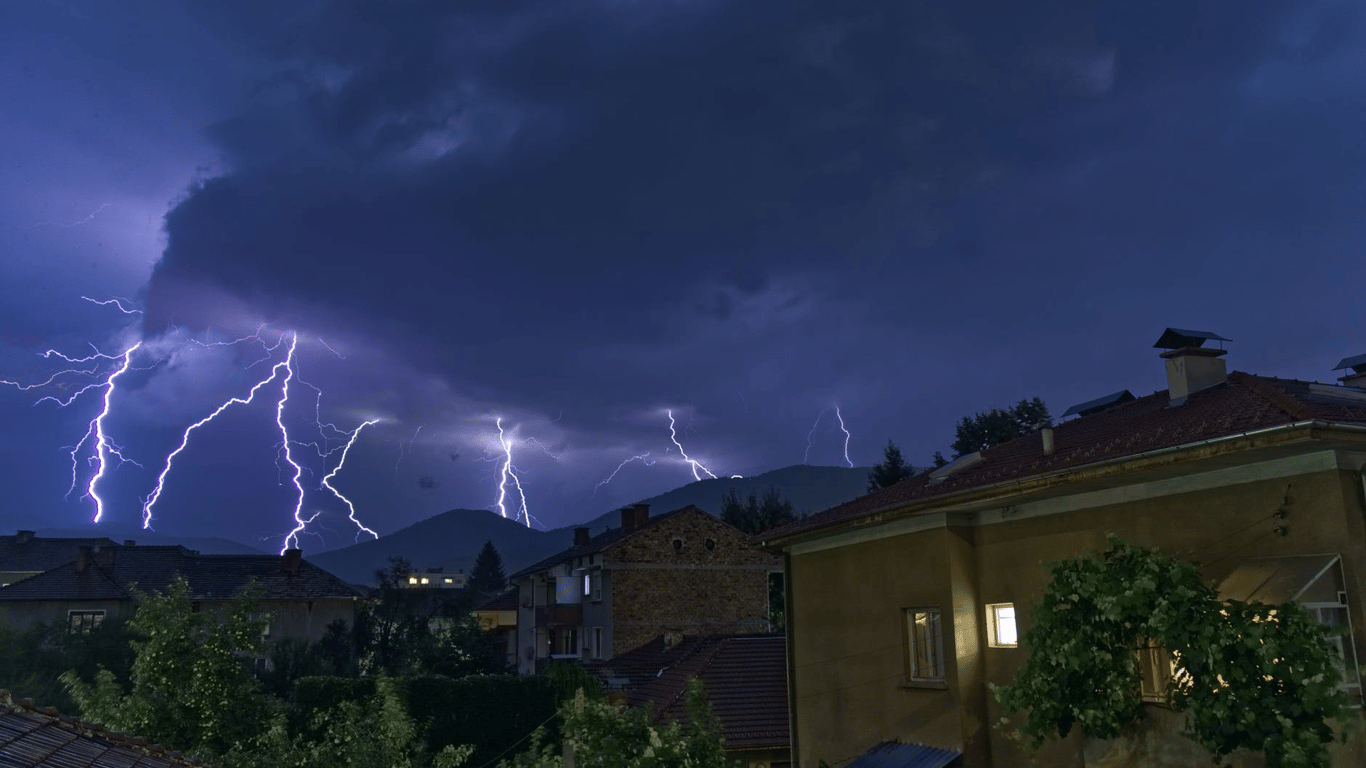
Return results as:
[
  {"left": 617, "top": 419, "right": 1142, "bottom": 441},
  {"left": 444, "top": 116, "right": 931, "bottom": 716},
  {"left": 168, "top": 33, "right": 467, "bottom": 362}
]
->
[
  {"left": 905, "top": 608, "right": 944, "bottom": 681},
  {"left": 408, "top": 577, "right": 418, "bottom": 585},
  {"left": 583, "top": 573, "right": 592, "bottom": 597},
  {"left": 444, "top": 578, "right": 453, "bottom": 584},
  {"left": 986, "top": 603, "right": 1017, "bottom": 648},
  {"left": 420, "top": 577, "right": 429, "bottom": 584},
  {"left": 68, "top": 610, "right": 105, "bottom": 634}
]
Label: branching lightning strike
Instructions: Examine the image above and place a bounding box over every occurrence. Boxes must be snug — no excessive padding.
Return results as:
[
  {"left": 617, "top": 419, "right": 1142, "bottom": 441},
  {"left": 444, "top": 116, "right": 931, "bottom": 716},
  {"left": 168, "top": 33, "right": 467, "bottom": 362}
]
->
[
  {"left": 834, "top": 406, "right": 854, "bottom": 468},
  {"left": 592, "top": 452, "right": 656, "bottom": 497},
  {"left": 666, "top": 409, "right": 718, "bottom": 481},
  {"left": 320, "top": 419, "right": 381, "bottom": 543},
  {"left": 494, "top": 418, "right": 534, "bottom": 527}
]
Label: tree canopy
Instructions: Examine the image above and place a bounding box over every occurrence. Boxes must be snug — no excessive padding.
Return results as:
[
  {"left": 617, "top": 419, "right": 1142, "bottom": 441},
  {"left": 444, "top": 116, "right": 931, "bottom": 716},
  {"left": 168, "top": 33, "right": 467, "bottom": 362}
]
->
[
  {"left": 993, "top": 537, "right": 1350, "bottom": 768},
  {"left": 867, "top": 439, "right": 915, "bottom": 492},
  {"left": 470, "top": 539, "right": 508, "bottom": 595},
  {"left": 720, "top": 486, "right": 797, "bottom": 534},
  {"left": 949, "top": 397, "right": 1051, "bottom": 458}
]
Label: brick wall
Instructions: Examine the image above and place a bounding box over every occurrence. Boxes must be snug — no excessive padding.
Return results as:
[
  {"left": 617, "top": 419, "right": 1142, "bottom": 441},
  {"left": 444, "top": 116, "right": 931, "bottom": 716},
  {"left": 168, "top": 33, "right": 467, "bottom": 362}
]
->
[{"left": 605, "top": 509, "right": 778, "bottom": 655}]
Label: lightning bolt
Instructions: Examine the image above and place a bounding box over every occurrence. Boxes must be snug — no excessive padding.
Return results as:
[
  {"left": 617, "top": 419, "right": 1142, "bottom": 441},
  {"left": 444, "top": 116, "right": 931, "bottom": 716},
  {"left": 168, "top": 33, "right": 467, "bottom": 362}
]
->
[
  {"left": 275, "top": 340, "right": 311, "bottom": 553},
  {"left": 834, "top": 406, "right": 854, "bottom": 468},
  {"left": 592, "top": 453, "right": 656, "bottom": 497},
  {"left": 141, "top": 334, "right": 298, "bottom": 529},
  {"left": 494, "top": 418, "right": 533, "bottom": 527},
  {"left": 803, "top": 409, "right": 826, "bottom": 464},
  {"left": 81, "top": 296, "right": 142, "bottom": 315},
  {"left": 319, "top": 419, "right": 381, "bottom": 543},
  {"left": 76, "top": 343, "right": 142, "bottom": 522},
  {"left": 395, "top": 425, "right": 424, "bottom": 478},
  {"left": 666, "top": 409, "right": 718, "bottom": 481}
]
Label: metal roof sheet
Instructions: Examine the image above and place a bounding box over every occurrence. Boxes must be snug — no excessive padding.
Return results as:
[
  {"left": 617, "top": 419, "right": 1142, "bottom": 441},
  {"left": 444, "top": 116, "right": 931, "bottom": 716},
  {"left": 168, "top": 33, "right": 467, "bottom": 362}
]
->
[
  {"left": 1333, "top": 353, "right": 1366, "bottom": 374},
  {"left": 1061, "top": 390, "right": 1136, "bottom": 419},
  {"left": 1153, "top": 328, "right": 1232, "bottom": 349}
]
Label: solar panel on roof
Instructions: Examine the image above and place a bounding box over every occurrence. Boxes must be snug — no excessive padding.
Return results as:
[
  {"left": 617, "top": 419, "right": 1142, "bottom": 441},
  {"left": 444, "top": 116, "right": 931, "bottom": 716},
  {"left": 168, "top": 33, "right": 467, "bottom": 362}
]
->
[
  {"left": 1153, "top": 327, "right": 1232, "bottom": 350},
  {"left": 1061, "top": 389, "right": 1136, "bottom": 418},
  {"left": 1333, "top": 353, "right": 1366, "bottom": 375}
]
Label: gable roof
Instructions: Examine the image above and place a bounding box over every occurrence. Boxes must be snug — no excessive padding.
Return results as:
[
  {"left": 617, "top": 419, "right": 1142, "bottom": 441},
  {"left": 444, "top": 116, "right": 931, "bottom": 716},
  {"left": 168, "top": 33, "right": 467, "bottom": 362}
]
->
[
  {"left": 588, "top": 634, "right": 789, "bottom": 751},
  {"left": 0, "top": 534, "right": 119, "bottom": 573},
  {"left": 0, "top": 546, "right": 366, "bottom": 602},
  {"left": 509, "top": 506, "right": 702, "bottom": 580},
  {"left": 766, "top": 373, "right": 1366, "bottom": 544},
  {"left": 0, "top": 691, "right": 217, "bottom": 767}
]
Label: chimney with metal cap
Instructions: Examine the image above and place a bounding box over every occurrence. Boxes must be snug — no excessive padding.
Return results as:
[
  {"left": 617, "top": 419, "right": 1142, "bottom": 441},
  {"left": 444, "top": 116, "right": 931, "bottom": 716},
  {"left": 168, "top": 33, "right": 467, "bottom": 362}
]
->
[
  {"left": 1154, "top": 328, "right": 1231, "bottom": 406},
  {"left": 1334, "top": 354, "right": 1366, "bottom": 389},
  {"left": 15, "top": 530, "right": 34, "bottom": 544}
]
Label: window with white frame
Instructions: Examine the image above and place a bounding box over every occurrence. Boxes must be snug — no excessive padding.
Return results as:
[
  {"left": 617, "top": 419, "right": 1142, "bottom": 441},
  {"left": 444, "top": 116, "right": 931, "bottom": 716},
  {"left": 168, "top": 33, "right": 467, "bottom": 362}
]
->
[
  {"left": 985, "top": 603, "right": 1017, "bottom": 647},
  {"left": 905, "top": 608, "right": 945, "bottom": 681},
  {"left": 68, "top": 609, "right": 105, "bottom": 634}
]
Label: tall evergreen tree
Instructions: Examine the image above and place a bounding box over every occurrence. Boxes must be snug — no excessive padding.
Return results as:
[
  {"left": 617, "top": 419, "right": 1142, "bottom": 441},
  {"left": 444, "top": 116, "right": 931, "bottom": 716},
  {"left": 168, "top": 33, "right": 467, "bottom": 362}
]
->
[
  {"left": 469, "top": 540, "right": 507, "bottom": 595},
  {"left": 867, "top": 439, "right": 914, "bottom": 492},
  {"left": 949, "top": 397, "right": 1051, "bottom": 458}
]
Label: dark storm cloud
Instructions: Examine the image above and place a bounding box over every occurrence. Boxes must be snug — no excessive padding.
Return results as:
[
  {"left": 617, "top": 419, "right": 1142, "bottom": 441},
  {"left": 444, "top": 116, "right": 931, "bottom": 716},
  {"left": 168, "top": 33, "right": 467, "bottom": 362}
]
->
[{"left": 78, "top": 0, "right": 1362, "bottom": 532}]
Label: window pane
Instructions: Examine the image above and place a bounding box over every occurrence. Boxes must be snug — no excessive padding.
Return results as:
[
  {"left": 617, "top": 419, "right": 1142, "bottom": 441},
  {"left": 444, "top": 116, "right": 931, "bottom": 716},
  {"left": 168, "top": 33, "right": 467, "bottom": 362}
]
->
[{"left": 996, "top": 605, "right": 1017, "bottom": 646}]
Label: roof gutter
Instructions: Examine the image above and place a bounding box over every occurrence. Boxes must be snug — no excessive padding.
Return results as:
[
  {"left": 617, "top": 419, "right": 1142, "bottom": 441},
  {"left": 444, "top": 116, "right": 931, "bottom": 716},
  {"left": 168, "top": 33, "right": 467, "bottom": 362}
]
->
[{"left": 764, "top": 420, "right": 1366, "bottom": 550}]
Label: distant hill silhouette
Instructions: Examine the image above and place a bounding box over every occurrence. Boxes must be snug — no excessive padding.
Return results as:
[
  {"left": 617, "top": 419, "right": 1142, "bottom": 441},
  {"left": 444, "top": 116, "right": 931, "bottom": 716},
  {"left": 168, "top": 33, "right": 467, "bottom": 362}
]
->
[
  {"left": 310, "top": 464, "right": 883, "bottom": 585},
  {"left": 29, "top": 526, "right": 266, "bottom": 555}
]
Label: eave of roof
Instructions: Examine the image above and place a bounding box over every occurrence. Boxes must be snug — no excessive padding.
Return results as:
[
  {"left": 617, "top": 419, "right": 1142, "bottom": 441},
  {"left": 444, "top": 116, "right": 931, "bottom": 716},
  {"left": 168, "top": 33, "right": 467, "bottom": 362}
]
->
[{"left": 763, "top": 373, "right": 1366, "bottom": 550}]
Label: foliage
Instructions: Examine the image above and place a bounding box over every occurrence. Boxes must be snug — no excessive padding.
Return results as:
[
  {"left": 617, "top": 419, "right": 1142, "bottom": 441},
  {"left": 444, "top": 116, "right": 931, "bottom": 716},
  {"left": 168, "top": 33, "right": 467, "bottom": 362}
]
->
[
  {"left": 357, "top": 556, "right": 434, "bottom": 674},
  {"left": 993, "top": 537, "right": 1350, "bottom": 768},
  {"left": 501, "top": 678, "right": 728, "bottom": 768},
  {"left": 471, "top": 539, "right": 509, "bottom": 595},
  {"left": 948, "top": 397, "right": 1051, "bottom": 458},
  {"left": 61, "top": 576, "right": 274, "bottom": 759},
  {"left": 867, "top": 439, "right": 915, "bottom": 492},
  {"left": 228, "top": 676, "right": 472, "bottom": 768},
  {"left": 0, "top": 615, "right": 134, "bottom": 712},
  {"left": 291, "top": 674, "right": 560, "bottom": 767},
  {"left": 720, "top": 486, "right": 796, "bottom": 534}
]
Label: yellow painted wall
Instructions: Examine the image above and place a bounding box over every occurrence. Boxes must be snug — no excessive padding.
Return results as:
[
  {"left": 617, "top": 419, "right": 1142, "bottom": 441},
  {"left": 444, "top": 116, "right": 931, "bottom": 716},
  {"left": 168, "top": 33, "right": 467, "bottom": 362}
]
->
[{"left": 789, "top": 463, "right": 1366, "bottom": 767}]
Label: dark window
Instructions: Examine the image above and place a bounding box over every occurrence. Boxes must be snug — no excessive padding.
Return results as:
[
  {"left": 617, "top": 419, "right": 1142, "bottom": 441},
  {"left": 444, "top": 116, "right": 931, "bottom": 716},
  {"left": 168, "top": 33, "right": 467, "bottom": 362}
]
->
[
  {"left": 705, "top": 538, "right": 716, "bottom": 551},
  {"left": 672, "top": 538, "right": 684, "bottom": 552},
  {"left": 68, "top": 610, "right": 105, "bottom": 634}
]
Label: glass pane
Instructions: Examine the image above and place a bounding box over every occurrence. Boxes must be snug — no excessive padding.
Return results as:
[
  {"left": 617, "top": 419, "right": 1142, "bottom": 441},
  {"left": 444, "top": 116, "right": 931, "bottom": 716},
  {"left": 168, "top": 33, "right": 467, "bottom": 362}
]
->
[{"left": 995, "top": 605, "right": 1017, "bottom": 646}]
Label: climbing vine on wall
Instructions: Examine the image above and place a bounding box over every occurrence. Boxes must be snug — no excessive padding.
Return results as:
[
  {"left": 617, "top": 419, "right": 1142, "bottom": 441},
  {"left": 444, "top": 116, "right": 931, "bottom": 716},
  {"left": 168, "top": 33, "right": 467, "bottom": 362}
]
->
[{"left": 992, "top": 537, "right": 1351, "bottom": 768}]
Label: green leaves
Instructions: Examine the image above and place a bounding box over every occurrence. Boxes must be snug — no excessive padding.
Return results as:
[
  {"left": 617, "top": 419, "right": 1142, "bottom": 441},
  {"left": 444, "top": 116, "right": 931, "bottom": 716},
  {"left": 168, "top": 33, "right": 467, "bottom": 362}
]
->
[{"left": 994, "top": 539, "right": 1350, "bottom": 768}]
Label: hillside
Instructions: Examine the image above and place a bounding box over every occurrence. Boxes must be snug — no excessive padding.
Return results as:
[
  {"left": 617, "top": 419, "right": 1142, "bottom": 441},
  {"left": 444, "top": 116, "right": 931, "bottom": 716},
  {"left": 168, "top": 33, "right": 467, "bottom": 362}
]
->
[{"left": 310, "top": 463, "right": 885, "bottom": 586}]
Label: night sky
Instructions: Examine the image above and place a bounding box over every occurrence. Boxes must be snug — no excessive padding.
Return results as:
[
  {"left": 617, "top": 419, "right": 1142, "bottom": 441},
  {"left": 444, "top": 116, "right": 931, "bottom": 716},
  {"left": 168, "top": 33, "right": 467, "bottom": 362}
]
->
[{"left": 3, "top": 1, "right": 1365, "bottom": 551}]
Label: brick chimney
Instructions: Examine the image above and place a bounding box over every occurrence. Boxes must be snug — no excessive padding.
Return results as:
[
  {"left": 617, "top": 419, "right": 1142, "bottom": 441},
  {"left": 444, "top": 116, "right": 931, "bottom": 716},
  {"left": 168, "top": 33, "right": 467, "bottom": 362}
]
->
[
  {"left": 1154, "top": 328, "right": 1231, "bottom": 406},
  {"left": 282, "top": 548, "right": 303, "bottom": 576},
  {"left": 574, "top": 527, "right": 590, "bottom": 546},
  {"left": 76, "top": 546, "right": 91, "bottom": 574},
  {"left": 620, "top": 503, "right": 650, "bottom": 531},
  {"left": 15, "top": 530, "right": 34, "bottom": 544},
  {"left": 94, "top": 545, "right": 115, "bottom": 568},
  {"left": 1334, "top": 354, "right": 1366, "bottom": 389}
]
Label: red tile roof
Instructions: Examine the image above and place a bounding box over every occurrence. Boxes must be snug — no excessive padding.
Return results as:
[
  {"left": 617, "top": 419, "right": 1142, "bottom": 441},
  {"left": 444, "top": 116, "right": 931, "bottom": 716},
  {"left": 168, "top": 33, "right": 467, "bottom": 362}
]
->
[
  {"left": 590, "top": 634, "right": 789, "bottom": 750},
  {"left": 0, "top": 691, "right": 217, "bottom": 767},
  {"left": 767, "top": 373, "right": 1366, "bottom": 543}
]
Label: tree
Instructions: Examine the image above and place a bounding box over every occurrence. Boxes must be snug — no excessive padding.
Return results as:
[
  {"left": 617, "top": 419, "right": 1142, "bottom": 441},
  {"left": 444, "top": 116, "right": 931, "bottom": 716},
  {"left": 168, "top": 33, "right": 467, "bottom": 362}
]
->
[
  {"left": 358, "top": 556, "right": 435, "bottom": 674},
  {"left": 720, "top": 486, "right": 796, "bottom": 534},
  {"left": 867, "top": 440, "right": 914, "bottom": 492},
  {"left": 993, "top": 537, "right": 1350, "bottom": 768},
  {"left": 61, "top": 577, "right": 273, "bottom": 760},
  {"left": 501, "top": 678, "right": 727, "bottom": 768},
  {"left": 949, "top": 397, "right": 1051, "bottom": 458},
  {"left": 470, "top": 540, "right": 508, "bottom": 595}
]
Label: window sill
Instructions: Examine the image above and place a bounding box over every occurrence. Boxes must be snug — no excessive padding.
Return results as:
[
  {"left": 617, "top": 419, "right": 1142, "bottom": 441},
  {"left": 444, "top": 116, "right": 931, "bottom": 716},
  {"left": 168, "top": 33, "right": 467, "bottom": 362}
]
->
[{"left": 899, "top": 679, "right": 948, "bottom": 691}]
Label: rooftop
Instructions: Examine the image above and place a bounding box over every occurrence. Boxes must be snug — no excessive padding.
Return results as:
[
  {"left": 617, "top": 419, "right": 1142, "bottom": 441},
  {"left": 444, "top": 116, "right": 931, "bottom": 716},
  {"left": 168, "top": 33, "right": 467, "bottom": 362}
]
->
[
  {"left": 0, "top": 691, "right": 216, "bottom": 767},
  {"left": 509, "top": 505, "right": 699, "bottom": 580},
  {"left": 0, "top": 546, "right": 365, "bottom": 602},
  {"left": 766, "top": 372, "right": 1366, "bottom": 544},
  {"left": 0, "top": 534, "right": 119, "bottom": 573},
  {"left": 588, "top": 634, "right": 789, "bottom": 750}
]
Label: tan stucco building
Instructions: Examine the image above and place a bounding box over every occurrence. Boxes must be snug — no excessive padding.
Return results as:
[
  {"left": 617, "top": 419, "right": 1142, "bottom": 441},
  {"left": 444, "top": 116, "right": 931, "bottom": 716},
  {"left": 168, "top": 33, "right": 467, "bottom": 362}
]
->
[{"left": 764, "top": 332, "right": 1366, "bottom": 767}]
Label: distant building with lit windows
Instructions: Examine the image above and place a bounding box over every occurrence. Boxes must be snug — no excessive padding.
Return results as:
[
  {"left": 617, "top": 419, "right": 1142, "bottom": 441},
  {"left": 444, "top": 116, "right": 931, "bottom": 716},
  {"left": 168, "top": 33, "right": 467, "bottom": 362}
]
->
[{"left": 403, "top": 567, "right": 467, "bottom": 589}]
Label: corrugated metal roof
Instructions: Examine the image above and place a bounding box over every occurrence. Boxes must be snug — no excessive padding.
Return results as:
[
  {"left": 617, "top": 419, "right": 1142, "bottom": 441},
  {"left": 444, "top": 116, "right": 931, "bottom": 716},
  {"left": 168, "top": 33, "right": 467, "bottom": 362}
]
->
[
  {"left": 845, "top": 740, "right": 961, "bottom": 768},
  {"left": 1333, "top": 353, "right": 1366, "bottom": 374}
]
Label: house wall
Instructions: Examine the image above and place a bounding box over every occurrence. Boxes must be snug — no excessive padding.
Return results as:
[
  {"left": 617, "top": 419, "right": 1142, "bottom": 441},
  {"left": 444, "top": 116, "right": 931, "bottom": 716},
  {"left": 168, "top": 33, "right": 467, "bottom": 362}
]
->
[
  {"left": 607, "top": 511, "right": 778, "bottom": 656},
  {"left": 261, "top": 598, "right": 359, "bottom": 644},
  {"left": 0, "top": 599, "right": 132, "bottom": 631},
  {"left": 788, "top": 459, "right": 1366, "bottom": 768}
]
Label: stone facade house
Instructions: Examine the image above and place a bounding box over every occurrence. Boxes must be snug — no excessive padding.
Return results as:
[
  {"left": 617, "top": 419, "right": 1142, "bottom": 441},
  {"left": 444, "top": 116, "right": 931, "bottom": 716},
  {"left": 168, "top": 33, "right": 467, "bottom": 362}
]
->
[
  {"left": 0, "top": 544, "right": 365, "bottom": 645},
  {"left": 763, "top": 331, "right": 1366, "bottom": 767},
  {"left": 510, "top": 503, "right": 779, "bottom": 674}
]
